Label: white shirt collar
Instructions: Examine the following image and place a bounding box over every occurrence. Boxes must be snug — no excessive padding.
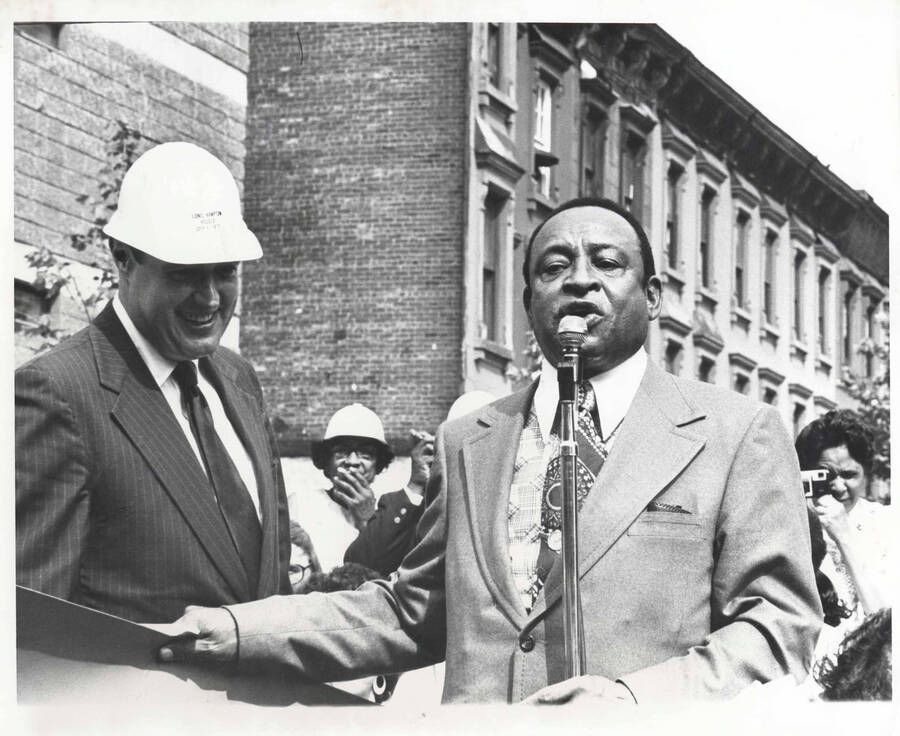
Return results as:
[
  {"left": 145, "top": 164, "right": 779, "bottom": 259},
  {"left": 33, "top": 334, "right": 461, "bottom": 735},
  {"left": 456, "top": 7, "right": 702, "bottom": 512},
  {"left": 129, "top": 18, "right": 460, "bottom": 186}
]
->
[
  {"left": 112, "top": 296, "right": 187, "bottom": 388},
  {"left": 532, "top": 348, "right": 648, "bottom": 443}
]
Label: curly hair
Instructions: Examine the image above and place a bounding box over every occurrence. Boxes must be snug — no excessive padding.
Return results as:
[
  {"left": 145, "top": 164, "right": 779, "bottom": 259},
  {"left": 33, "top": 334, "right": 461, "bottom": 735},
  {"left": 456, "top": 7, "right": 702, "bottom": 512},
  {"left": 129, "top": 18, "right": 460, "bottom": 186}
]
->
[
  {"left": 814, "top": 608, "right": 892, "bottom": 701},
  {"left": 301, "top": 562, "right": 382, "bottom": 593},
  {"left": 795, "top": 409, "right": 875, "bottom": 474}
]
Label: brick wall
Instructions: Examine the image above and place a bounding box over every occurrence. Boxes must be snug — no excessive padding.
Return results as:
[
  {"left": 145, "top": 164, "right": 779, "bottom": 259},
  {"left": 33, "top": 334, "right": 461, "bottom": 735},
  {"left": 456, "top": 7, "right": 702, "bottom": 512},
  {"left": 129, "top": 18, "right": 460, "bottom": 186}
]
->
[
  {"left": 13, "top": 22, "right": 249, "bottom": 364},
  {"left": 243, "top": 22, "right": 469, "bottom": 455}
]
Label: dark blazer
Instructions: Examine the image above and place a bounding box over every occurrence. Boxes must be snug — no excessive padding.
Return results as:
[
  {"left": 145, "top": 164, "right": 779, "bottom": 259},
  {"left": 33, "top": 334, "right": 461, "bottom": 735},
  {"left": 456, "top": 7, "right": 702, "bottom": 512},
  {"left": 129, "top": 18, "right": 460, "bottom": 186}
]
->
[
  {"left": 227, "top": 360, "right": 822, "bottom": 703},
  {"left": 16, "top": 303, "right": 291, "bottom": 622},
  {"left": 344, "top": 490, "right": 425, "bottom": 576}
]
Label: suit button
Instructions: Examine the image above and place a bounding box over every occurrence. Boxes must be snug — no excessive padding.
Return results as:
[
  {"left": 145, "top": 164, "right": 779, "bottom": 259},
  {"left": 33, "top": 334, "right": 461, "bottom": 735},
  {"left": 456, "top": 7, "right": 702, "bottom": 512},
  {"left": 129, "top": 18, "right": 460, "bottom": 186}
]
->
[
  {"left": 393, "top": 516, "right": 401, "bottom": 524},
  {"left": 519, "top": 634, "right": 535, "bottom": 652},
  {"left": 400, "top": 507, "right": 407, "bottom": 515}
]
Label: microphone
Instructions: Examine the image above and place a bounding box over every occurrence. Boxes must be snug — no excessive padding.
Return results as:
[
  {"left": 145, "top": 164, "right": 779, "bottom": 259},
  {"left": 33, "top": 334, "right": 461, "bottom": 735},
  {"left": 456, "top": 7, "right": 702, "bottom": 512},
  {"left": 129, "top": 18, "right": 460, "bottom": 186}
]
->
[
  {"left": 558, "top": 315, "right": 588, "bottom": 354},
  {"left": 557, "top": 316, "right": 588, "bottom": 402}
]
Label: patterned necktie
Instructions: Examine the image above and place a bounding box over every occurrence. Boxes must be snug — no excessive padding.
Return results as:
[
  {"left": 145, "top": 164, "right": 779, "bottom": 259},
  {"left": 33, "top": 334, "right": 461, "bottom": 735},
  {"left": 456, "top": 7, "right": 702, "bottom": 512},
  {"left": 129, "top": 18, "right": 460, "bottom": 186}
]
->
[
  {"left": 173, "top": 360, "right": 261, "bottom": 598},
  {"left": 531, "top": 381, "right": 607, "bottom": 603}
]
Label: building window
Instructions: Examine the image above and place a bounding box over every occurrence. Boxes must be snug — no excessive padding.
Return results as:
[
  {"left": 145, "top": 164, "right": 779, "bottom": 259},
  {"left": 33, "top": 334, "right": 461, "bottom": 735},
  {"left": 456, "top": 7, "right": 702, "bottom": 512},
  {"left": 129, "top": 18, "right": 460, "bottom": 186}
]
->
[
  {"left": 792, "top": 402, "right": 806, "bottom": 438},
  {"left": 620, "top": 130, "right": 646, "bottom": 224},
  {"left": 733, "top": 210, "right": 750, "bottom": 308},
  {"left": 665, "top": 163, "right": 683, "bottom": 271},
  {"left": 481, "top": 188, "right": 507, "bottom": 343},
  {"left": 793, "top": 250, "right": 806, "bottom": 341},
  {"left": 817, "top": 267, "right": 830, "bottom": 354},
  {"left": 580, "top": 106, "right": 607, "bottom": 198},
  {"left": 664, "top": 340, "right": 683, "bottom": 376},
  {"left": 733, "top": 372, "right": 750, "bottom": 396},
  {"left": 533, "top": 78, "right": 554, "bottom": 197},
  {"left": 697, "top": 355, "right": 716, "bottom": 383},
  {"left": 762, "top": 386, "right": 778, "bottom": 405},
  {"left": 699, "top": 186, "right": 716, "bottom": 290},
  {"left": 842, "top": 285, "right": 855, "bottom": 363},
  {"left": 865, "top": 299, "right": 877, "bottom": 377},
  {"left": 762, "top": 229, "right": 777, "bottom": 325},
  {"left": 486, "top": 23, "right": 501, "bottom": 89}
]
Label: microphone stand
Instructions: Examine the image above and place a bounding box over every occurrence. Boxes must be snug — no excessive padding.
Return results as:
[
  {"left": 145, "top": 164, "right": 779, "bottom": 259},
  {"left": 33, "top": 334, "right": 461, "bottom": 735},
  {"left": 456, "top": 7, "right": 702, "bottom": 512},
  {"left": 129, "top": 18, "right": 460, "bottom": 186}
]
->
[{"left": 556, "top": 316, "right": 587, "bottom": 678}]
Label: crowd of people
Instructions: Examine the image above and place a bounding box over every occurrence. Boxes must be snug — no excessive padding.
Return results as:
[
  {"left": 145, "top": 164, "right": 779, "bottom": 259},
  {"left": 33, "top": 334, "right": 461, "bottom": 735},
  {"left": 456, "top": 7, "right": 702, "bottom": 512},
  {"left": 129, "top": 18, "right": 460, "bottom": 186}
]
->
[{"left": 15, "top": 142, "right": 890, "bottom": 706}]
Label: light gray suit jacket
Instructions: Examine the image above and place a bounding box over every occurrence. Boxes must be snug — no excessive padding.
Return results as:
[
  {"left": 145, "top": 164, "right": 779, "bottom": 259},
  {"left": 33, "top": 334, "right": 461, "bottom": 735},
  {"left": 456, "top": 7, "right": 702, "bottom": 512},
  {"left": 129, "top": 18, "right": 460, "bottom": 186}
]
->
[{"left": 228, "top": 360, "right": 822, "bottom": 703}]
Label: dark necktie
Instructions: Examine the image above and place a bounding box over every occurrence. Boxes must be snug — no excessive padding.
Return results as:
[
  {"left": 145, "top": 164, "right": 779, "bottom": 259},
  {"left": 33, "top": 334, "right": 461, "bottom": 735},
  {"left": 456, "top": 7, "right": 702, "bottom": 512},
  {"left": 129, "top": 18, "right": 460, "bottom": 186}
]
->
[
  {"left": 173, "top": 360, "right": 261, "bottom": 598},
  {"left": 531, "top": 381, "right": 607, "bottom": 604}
]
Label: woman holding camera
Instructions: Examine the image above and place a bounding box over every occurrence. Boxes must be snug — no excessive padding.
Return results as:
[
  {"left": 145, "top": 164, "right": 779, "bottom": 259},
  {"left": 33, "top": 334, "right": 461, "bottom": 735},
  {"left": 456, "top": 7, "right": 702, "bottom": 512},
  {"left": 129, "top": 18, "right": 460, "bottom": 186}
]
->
[{"left": 795, "top": 410, "right": 890, "bottom": 657}]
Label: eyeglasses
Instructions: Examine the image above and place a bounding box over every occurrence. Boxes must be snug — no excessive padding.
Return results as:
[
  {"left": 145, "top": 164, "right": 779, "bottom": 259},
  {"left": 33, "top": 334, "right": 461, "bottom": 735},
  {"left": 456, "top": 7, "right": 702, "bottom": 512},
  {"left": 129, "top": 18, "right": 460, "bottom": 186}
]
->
[{"left": 332, "top": 446, "right": 377, "bottom": 464}]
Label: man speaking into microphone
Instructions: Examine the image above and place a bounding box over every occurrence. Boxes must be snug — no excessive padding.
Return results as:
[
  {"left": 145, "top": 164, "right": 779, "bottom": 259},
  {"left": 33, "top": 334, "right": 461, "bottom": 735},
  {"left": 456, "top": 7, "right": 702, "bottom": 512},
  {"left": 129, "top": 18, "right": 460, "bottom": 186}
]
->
[{"left": 160, "top": 198, "right": 822, "bottom": 704}]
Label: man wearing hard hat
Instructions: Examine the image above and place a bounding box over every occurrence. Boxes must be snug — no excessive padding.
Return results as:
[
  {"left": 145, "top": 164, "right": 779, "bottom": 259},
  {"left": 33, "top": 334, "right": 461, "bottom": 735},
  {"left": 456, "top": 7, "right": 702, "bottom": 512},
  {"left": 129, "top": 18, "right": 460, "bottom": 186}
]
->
[
  {"left": 16, "top": 142, "right": 292, "bottom": 622},
  {"left": 290, "top": 403, "right": 433, "bottom": 581}
]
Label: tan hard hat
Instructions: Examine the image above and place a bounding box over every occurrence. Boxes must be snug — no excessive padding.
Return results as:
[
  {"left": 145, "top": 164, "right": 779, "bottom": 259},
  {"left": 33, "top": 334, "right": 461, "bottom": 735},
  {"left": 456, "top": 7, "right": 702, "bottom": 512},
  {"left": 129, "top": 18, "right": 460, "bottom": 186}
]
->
[
  {"left": 311, "top": 403, "right": 394, "bottom": 470},
  {"left": 103, "top": 142, "right": 262, "bottom": 264}
]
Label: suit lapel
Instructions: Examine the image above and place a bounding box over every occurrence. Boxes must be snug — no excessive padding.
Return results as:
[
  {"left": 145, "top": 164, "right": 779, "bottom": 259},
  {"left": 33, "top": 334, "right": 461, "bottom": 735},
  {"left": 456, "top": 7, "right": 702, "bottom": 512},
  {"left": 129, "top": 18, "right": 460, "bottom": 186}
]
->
[
  {"left": 91, "top": 305, "right": 251, "bottom": 601},
  {"left": 203, "top": 355, "right": 279, "bottom": 599},
  {"left": 460, "top": 387, "right": 536, "bottom": 628},
  {"left": 529, "top": 361, "right": 706, "bottom": 622}
]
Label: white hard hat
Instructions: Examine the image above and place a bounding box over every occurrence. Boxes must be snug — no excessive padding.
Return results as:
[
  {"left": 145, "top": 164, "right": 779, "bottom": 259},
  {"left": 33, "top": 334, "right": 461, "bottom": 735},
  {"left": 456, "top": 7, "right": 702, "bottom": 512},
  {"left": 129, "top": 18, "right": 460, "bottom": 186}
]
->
[
  {"left": 312, "top": 403, "right": 393, "bottom": 470},
  {"left": 103, "top": 141, "right": 262, "bottom": 264}
]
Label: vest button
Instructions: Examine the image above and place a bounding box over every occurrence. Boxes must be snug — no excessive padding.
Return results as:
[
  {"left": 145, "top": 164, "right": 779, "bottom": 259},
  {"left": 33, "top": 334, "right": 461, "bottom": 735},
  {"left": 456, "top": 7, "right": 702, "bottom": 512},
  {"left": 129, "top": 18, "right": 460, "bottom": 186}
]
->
[{"left": 519, "top": 634, "right": 535, "bottom": 652}]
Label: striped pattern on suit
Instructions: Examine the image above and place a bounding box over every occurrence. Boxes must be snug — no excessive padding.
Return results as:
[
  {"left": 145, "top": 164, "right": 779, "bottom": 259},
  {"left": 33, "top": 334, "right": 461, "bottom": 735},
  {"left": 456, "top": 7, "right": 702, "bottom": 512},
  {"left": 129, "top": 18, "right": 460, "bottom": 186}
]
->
[{"left": 16, "top": 303, "right": 291, "bottom": 622}]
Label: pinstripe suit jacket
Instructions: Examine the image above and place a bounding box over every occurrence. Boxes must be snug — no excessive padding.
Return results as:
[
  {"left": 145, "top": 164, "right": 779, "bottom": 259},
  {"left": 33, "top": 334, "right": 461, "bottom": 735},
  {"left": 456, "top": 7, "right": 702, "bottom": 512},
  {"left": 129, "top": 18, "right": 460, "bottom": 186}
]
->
[{"left": 16, "top": 303, "right": 291, "bottom": 622}]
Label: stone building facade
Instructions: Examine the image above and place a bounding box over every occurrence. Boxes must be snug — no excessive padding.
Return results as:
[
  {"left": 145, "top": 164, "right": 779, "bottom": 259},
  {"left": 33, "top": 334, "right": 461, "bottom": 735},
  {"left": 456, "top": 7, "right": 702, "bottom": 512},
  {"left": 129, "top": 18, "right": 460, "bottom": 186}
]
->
[
  {"left": 13, "top": 22, "right": 888, "bottom": 460},
  {"left": 242, "top": 22, "right": 888, "bottom": 455}
]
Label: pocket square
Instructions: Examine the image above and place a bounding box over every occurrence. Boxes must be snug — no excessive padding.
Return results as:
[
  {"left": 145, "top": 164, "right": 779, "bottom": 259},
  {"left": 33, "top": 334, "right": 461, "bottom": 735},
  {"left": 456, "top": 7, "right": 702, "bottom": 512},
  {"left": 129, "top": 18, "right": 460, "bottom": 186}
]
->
[{"left": 646, "top": 501, "right": 691, "bottom": 514}]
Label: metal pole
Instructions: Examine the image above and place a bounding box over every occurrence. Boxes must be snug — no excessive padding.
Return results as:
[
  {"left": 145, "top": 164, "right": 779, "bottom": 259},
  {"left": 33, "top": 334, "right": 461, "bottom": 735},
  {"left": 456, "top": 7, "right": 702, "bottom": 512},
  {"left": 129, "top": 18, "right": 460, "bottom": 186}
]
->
[{"left": 557, "top": 356, "right": 586, "bottom": 678}]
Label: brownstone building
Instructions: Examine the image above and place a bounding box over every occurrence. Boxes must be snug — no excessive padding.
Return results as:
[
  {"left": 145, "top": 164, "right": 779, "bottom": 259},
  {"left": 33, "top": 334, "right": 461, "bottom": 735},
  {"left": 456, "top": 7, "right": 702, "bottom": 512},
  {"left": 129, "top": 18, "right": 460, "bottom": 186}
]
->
[
  {"left": 13, "top": 22, "right": 888, "bottom": 463},
  {"left": 241, "top": 22, "right": 888, "bottom": 456}
]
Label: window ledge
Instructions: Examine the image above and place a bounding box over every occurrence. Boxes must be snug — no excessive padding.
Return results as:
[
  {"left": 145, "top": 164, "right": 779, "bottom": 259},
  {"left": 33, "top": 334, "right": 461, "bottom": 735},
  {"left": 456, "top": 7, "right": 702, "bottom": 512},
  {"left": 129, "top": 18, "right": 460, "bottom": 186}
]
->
[
  {"left": 816, "top": 353, "right": 833, "bottom": 372},
  {"left": 475, "top": 339, "right": 513, "bottom": 368},
  {"left": 760, "top": 322, "right": 780, "bottom": 341},
  {"left": 695, "top": 286, "right": 718, "bottom": 309},
  {"left": 730, "top": 306, "right": 752, "bottom": 330},
  {"left": 478, "top": 84, "right": 518, "bottom": 119},
  {"left": 791, "top": 339, "right": 809, "bottom": 360},
  {"left": 527, "top": 190, "right": 556, "bottom": 214},
  {"left": 663, "top": 266, "right": 685, "bottom": 289}
]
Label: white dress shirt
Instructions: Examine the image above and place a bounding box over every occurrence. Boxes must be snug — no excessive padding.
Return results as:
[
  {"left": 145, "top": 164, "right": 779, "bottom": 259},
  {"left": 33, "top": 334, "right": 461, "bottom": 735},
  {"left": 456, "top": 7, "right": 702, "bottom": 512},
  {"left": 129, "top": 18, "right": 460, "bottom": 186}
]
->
[
  {"left": 112, "top": 297, "right": 261, "bottom": 520},
  {"left": 532, "top": 347, "right": 648, "bottom": 443}
]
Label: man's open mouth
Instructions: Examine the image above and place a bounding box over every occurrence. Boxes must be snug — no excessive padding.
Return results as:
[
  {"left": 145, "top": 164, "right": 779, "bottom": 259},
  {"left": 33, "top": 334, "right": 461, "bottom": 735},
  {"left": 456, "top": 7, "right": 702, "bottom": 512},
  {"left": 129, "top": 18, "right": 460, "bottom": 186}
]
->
[{"left": 182, "top": 311, "right": 217, "bottom": 327}]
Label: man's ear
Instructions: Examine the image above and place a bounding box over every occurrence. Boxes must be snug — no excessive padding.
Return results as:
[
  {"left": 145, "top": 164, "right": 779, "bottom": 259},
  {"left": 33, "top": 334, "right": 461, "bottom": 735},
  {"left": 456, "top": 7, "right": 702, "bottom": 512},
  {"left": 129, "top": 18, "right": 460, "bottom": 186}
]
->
[
  {"left": 645, "top": 275, "right": 662, "bottom": 321},
  {"left": 109, "top": 240, "right": 131, "bottom": 276}
]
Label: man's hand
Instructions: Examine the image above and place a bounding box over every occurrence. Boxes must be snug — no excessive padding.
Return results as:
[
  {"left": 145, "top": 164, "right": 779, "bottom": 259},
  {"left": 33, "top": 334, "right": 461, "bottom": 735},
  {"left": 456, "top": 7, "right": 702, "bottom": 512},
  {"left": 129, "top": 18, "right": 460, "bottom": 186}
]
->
[
  {"left": 407, "top": 429, "right": 435, "bottom": 496},
  {"left": 333, "top": 467, "right": 377, "bottom": 529},
  {"left": 158, "top": 606, "right": 238, "bottom": 664},
  {"left": 523, "top": 675, "right": 637, "bottom": 705}
]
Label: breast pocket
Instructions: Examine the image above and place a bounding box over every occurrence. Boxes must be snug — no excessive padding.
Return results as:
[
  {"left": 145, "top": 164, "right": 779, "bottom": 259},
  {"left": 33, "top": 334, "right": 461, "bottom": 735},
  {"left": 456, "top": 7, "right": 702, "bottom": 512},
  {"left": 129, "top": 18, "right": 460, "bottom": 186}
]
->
[{"left": 626, "top": 510, "right": 708, "bottom": 540}]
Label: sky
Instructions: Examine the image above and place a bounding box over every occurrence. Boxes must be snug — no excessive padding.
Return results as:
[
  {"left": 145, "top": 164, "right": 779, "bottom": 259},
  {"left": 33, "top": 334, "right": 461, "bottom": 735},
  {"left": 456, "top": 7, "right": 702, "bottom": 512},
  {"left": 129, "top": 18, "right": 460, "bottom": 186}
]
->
[
  {"left": 6, "top": 0, "right": 897, "bottom": 210},
  {"left": 660, "top": 0, "right": 898, "bottom": 210}
]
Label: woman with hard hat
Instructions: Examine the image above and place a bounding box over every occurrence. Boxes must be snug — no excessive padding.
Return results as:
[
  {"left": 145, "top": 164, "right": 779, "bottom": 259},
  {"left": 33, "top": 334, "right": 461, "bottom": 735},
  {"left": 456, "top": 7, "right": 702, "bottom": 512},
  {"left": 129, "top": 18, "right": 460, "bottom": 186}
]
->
[{"left": 288, "top": 403, "right": 432, "bottom": 581}]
